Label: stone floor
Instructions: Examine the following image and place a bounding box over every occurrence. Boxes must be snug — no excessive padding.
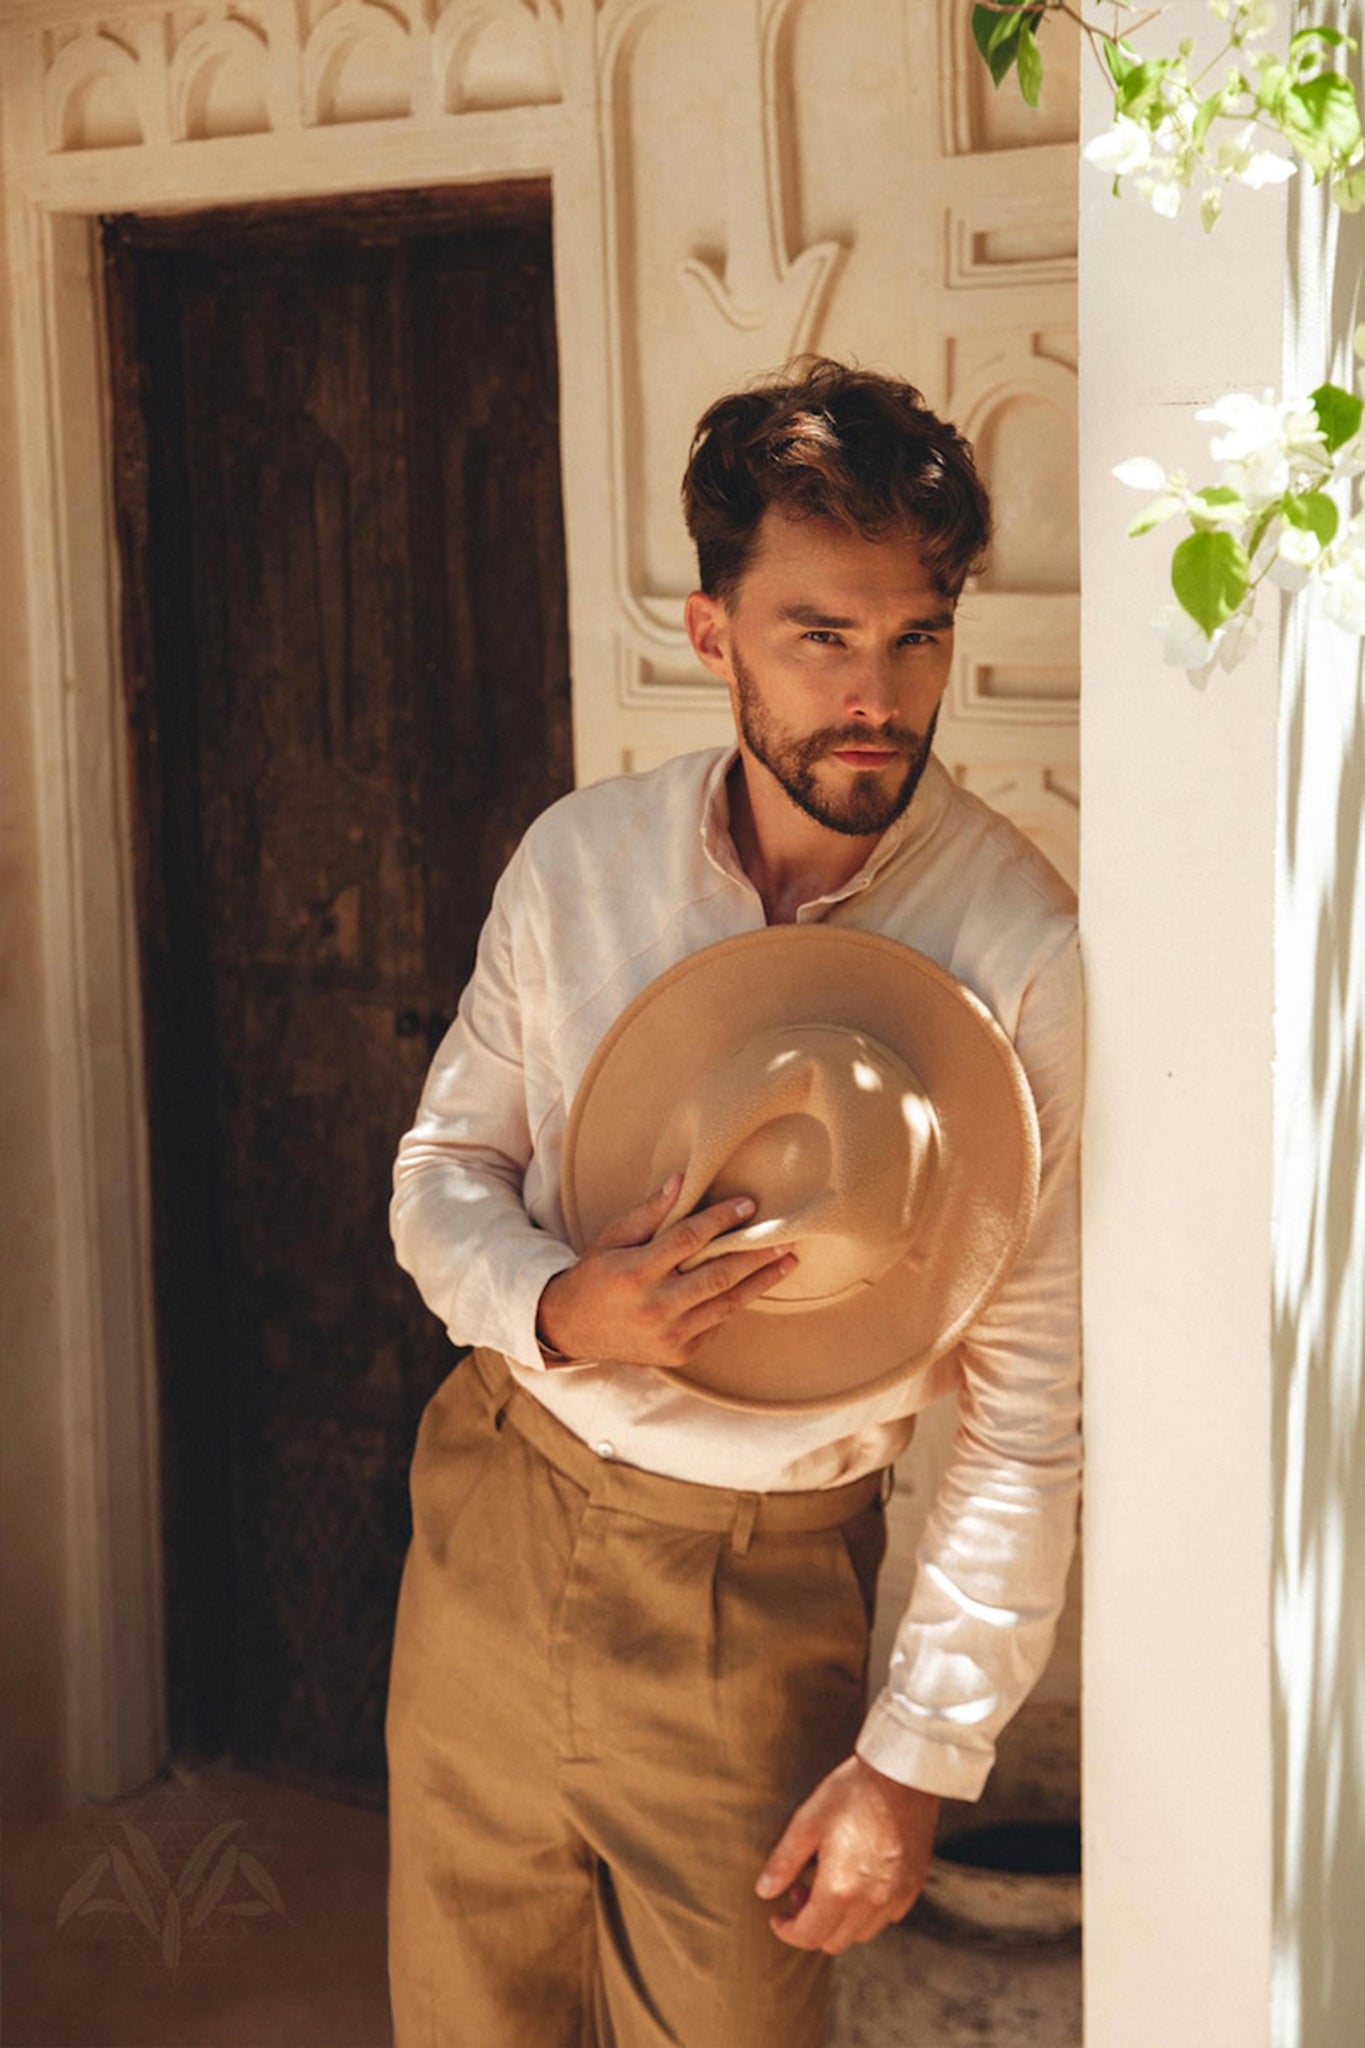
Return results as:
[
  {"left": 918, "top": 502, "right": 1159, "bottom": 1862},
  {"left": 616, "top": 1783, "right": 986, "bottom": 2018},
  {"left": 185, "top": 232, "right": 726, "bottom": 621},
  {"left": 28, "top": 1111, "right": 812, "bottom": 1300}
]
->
[{"left": 2, "top": 1763, "right": 1081, "bottom": 2047}]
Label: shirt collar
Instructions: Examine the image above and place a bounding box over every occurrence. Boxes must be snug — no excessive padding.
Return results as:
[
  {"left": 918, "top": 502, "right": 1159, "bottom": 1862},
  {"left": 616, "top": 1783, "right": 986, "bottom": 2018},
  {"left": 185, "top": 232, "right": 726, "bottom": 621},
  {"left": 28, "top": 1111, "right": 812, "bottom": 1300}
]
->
[{"left": 699, "top": 744, "right": 952, "bottom": 912}]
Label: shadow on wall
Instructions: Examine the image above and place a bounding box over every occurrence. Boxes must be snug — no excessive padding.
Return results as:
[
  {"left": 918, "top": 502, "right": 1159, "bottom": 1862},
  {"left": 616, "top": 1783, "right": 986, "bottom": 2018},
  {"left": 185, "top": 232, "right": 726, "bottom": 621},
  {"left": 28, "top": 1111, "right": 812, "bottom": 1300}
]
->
[{"left": 1274, "top": 124, "right": 1365, "bottom": 2043}]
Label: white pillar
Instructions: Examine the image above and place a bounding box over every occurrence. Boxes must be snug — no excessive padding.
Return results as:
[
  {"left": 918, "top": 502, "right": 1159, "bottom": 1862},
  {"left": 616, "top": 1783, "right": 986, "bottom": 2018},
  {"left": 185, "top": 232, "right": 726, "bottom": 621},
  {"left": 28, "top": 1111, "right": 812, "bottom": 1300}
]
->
[
  {"left": 1078, "top": 7, "right": 1280, "bottom": 2039},
  {"left": 1272, "top": 158, "right": 1365, "bottom": 2048}
]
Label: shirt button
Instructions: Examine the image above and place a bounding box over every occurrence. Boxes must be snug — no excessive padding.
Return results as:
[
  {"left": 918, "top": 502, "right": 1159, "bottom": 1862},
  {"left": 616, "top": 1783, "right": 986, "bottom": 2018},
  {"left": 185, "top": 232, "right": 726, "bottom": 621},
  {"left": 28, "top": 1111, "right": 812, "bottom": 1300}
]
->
[{"left": 594, "top": 1440, "right": 616, "bottom": 1461}]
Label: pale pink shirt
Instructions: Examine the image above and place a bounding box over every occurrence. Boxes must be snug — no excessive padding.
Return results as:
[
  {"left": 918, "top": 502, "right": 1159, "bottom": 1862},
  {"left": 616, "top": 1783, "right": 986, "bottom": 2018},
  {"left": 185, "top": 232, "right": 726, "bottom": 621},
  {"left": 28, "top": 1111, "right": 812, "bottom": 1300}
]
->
[{"left": 391, "top": 745, "right": 1082, "bottom": 1800}]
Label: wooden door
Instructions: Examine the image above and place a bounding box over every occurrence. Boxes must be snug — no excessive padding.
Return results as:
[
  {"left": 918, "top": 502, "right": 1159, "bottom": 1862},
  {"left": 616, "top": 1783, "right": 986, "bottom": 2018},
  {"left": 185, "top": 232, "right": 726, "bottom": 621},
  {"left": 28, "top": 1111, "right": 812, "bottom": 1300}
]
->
[{"left": 105, "top": 186, "right": 571, "bottom": 1804}]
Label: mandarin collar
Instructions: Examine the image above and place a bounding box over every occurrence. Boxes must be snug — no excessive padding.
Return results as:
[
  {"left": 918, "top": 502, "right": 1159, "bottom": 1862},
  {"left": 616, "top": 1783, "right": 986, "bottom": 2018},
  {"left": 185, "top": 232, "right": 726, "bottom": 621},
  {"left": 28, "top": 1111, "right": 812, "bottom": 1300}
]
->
[{"left": 698, "top": 744, "right": 951, "bottom": 911}]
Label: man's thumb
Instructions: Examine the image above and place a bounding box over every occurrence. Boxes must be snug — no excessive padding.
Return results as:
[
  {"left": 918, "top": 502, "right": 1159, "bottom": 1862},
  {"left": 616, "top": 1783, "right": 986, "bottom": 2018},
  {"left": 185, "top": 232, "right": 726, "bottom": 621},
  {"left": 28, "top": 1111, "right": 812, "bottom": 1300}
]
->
[{"left": 755, "top": 1815, "right": 818, "bottom": 1899}]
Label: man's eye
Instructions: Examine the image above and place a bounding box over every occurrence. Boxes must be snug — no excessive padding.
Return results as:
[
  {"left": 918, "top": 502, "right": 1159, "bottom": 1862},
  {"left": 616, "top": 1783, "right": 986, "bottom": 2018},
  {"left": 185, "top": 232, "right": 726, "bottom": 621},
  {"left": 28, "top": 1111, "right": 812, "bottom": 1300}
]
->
[
  {"left": 803, "top": 630, "right": 843, "bottom": 645},
  {"left": 899, "top": 632, "right": 935, "bottom": 647}
]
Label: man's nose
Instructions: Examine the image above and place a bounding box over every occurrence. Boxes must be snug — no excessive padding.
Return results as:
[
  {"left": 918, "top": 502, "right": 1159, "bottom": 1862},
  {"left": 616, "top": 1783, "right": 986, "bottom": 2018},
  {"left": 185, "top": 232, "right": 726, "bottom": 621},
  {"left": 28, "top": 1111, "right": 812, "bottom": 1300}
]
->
[{"left": 844, "top": 656, "right": 899, "bottom": 723}]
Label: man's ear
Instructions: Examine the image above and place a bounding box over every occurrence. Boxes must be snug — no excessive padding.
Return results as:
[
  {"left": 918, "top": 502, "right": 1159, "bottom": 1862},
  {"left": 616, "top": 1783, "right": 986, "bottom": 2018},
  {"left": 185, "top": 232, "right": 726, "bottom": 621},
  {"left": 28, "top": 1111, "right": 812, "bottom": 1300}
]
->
[{"left": 685, "top": 590, "right": 733, "bottom": 683}]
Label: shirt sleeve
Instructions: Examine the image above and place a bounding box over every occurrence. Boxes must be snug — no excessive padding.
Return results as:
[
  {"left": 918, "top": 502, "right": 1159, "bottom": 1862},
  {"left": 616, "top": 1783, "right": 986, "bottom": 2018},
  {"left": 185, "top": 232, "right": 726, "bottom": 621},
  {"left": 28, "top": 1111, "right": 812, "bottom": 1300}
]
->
[
  {"left": 855, "top": 925, "right": 1084, "bottom": 1800},
  {"left": 389, "top": 841, "right": 579, "bottom": 1372}
]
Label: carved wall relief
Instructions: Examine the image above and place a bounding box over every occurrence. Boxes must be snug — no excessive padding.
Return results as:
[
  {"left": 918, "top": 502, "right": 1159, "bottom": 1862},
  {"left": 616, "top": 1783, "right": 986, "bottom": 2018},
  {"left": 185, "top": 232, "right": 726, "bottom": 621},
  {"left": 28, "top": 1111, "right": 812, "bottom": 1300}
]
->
[
  {"left": 38, "top": 0, "right": 563, "bottom": 148},
  {"left": 45, "top": 28, "right": 145, "bottom": 149},
  {"left": 437, "top": 0, "right": 562, "bottom": 113},
  {"left": 599, "top": 0, "right": 842, "bottom": 710},
  {"left": 170, "top": 17, "right": 272, "bottom": 139}
]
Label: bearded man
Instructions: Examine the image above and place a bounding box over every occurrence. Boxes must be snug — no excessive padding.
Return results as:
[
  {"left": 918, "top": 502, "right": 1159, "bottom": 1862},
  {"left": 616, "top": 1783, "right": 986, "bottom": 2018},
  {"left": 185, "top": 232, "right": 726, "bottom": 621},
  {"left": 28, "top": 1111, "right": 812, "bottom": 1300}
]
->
[{"left": 384, "top": 357, "right": 1082, "bottom": 2048}]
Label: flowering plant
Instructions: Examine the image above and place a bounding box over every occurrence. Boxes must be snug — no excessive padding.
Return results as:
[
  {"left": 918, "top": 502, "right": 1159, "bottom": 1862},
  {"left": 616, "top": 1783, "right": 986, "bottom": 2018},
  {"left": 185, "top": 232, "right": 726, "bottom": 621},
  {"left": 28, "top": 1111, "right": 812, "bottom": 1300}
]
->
[
  {"left": 1114, "top": 350, "right": 1365, "bottom": 681},
  {"left": 974, "top": 2, "right": 1365, "bottom": 228},
  {"left": 972, "top": 1, "right": 1365, "bottom": 681}
]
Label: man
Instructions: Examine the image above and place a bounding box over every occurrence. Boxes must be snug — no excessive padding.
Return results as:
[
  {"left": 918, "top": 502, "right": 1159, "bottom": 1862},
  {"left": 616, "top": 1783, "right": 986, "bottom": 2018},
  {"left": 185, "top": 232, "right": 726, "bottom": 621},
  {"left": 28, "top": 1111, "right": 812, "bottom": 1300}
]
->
[{"left": 385, "top": 358, "right": 1081, "bottom": 2046}]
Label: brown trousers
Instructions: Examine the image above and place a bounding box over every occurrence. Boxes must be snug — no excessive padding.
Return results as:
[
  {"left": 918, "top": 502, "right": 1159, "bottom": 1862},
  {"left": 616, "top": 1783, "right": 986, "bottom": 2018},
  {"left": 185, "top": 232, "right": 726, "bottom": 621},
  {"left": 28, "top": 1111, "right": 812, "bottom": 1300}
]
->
[{"left": 385, "top": 1348, "right": 891, "bottom": 2048}]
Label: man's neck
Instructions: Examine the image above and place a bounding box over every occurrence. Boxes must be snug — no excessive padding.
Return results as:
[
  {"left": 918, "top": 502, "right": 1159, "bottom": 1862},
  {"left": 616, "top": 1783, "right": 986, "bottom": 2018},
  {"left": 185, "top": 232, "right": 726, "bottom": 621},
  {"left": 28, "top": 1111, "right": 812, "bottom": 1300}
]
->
[{"left": 726, "top": 755, "right": 883, "bottom": 927}]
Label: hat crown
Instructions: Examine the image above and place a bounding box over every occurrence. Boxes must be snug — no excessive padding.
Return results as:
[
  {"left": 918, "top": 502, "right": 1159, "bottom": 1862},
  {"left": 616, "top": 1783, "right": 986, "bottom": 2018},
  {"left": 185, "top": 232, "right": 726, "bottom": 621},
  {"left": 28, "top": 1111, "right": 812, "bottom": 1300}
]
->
[{"left": 651, "top": 1024, "right": 940, "bottom": 1308}]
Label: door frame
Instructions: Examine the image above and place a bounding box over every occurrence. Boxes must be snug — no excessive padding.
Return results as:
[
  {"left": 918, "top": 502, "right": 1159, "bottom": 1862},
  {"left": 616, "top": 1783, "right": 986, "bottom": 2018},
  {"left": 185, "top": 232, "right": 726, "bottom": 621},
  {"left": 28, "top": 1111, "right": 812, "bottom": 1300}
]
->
[{"left": 5, "top": 114, "right": 594, "bottom": 1798}]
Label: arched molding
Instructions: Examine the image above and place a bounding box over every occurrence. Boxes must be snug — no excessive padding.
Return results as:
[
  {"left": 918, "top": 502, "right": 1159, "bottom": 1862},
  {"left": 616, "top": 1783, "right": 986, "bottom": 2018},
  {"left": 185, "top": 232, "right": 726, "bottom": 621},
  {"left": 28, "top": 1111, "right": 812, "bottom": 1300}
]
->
[
  {"left": 44, "top": 28, "right": 144, "bottom": 152},
  {"left": 301, "top": 0, "right": 414, "bottom": 126},
  {"left": 168, "top": 15, "right": 271, "bottom": 141},
  {"left": 432, "top": 0, "right": 561, "bottom": 114}
]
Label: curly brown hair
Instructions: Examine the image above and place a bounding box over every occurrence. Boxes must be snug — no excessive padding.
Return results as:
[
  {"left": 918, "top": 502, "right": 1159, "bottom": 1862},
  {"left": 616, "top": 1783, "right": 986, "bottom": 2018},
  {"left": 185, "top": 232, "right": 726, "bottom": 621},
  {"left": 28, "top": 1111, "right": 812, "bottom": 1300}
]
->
[{"left": 682, "top": 357, "right": 991, "bottom": 603}]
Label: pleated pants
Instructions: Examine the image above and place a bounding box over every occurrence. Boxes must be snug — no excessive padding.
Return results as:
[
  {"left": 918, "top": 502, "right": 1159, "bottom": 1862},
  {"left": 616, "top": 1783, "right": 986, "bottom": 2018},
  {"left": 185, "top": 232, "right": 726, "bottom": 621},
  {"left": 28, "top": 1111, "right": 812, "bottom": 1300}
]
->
[{"left": 385, "top": 1346, "right": 891, "bottom": 2048}]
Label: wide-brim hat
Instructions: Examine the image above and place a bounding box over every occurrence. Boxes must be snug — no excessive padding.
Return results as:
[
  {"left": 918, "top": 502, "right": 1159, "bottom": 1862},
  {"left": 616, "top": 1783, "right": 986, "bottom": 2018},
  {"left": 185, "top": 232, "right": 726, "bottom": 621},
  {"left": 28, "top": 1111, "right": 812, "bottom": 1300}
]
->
[{"left": 561, "top": 927, "right": 1040, "bottom": 1413}]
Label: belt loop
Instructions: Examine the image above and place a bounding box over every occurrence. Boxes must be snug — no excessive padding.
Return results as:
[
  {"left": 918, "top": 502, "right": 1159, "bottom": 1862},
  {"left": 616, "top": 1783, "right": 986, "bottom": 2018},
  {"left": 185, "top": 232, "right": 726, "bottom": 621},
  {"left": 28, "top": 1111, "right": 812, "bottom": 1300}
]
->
[
  {"left": 469, "top": 1348, "right": 515, "bottom": 1432},
  {"left": 730, "top": 1494, "right": 760, "bottom": 1555},
  {"left": 879, "top": 1465, "right": 896, "bottom": 1507}
]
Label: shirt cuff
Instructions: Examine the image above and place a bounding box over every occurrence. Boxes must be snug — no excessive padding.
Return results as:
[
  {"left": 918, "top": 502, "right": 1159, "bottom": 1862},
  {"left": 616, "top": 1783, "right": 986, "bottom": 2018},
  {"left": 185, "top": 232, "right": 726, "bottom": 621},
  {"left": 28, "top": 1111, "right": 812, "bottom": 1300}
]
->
[
  {"left": 499, "top": 1238, "right": 582, "bottom": 1373},
  {"left": 855, "top": 1691, "right": 995, "bottom": 1802}
]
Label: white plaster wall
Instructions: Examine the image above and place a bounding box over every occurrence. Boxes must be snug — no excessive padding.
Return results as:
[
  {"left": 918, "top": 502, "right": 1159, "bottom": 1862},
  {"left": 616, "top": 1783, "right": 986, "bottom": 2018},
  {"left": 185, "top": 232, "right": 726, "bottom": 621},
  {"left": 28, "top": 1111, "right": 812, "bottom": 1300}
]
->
[
  {"left": 1078, "top": 7, "right": 1280, "bottom": 2041},
  {"left": 1273, "top": 125, "right": 1365, "bottom": 2047}
]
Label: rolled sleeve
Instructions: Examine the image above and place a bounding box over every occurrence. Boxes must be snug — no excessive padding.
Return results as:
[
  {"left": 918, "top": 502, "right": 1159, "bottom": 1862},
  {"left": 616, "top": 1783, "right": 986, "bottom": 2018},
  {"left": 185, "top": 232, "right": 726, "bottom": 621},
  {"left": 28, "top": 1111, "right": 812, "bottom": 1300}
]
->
[{"left": 390, "top": 845, "right": 579, "bottom": 1373}]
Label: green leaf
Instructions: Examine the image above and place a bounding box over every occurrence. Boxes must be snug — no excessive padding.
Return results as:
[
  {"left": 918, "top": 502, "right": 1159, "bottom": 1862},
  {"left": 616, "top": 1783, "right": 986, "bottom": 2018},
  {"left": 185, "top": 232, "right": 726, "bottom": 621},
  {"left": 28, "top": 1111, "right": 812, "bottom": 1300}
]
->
[
  {"left": 1102, "top": 37, "right": 1141, "bottom": 87},
  {"left": 1282, "top": 490, "right": 1339, "bottom": 546},
  {"left": 1115, "top": 58, "right": 1174, "bottom": 123},
  {"left": 1127, "top": 492, "right": 1185, "bottom": 537},
  {"left": 971, "top": 2, "right": 1041, "bottom": 86},
  {"left": 1282, "top": 75, "right": 1363, "bottom": 163},
  {"left": 1016, "top": 23, "right": 1044, "bottom": 107},
  {"left": 1192, "top": 89, "right": 1224, "bottom": 148},
  {"left": 1254, "top": 60, "right": 1291, "bottom": 116},
  {"left": 1289, "top": 27, "right": 1349, "bottom": 56},
  {"left": 1332, "top": 163, "right": 1365, "bottom": 212},
  {"left": 1189, "top": 485, "right": 1247, "bottom": 530},
  {"left": 1171, "top": 530, "right": 1250, "bottom": 637},
  {"left": 1310, "top": 380, "right": 1364, "bottom": 453}
]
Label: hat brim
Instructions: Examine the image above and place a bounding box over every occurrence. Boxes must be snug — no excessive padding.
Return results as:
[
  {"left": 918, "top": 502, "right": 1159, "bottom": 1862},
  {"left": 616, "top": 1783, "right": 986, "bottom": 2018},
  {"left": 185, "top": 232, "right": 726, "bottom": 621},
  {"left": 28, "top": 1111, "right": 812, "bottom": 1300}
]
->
[{"left": 561, "top": 927, "right": 1040, "bottom": 1413}]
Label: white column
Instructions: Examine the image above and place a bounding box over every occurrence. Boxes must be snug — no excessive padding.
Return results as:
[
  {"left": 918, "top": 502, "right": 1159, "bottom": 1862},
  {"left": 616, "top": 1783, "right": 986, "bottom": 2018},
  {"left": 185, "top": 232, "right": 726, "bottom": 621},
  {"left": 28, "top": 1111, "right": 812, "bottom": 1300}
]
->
[
  {"left": 1273, "top": 160, "right": 1365, "bottom": 2048},
  {"left": 1078, "top": 7, "right": 1281, "bottom": 2040}
]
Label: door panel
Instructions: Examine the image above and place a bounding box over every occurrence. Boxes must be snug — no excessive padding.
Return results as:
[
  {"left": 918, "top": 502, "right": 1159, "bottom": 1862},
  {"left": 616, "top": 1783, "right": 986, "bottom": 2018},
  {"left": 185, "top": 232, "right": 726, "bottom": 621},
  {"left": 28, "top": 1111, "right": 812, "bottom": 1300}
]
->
[{"left": 105, "top": 187, "right": 571, "bottom": 1801}]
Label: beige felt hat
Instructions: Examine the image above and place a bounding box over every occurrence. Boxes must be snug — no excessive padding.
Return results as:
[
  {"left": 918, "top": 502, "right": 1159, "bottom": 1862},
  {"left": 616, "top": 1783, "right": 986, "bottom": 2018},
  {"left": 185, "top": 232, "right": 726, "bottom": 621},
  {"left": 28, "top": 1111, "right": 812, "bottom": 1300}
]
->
[{"left": 561, "top": 927, "right": 1040, "bottom": 1414}]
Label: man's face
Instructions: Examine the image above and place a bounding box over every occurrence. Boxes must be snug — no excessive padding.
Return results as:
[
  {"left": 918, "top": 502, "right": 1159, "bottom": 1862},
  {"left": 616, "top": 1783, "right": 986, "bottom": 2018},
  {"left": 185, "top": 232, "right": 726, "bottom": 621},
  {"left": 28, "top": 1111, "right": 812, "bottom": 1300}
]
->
[{"left": 686, "top": 510, "right": 957, "bottom": 839}]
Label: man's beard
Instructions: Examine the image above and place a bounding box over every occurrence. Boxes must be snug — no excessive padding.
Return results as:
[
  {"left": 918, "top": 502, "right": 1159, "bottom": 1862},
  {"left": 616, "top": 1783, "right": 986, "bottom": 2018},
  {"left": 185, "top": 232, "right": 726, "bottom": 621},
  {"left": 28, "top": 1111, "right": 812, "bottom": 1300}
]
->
[{"left": 732, "top": 644, "right": 939, "bottom": 838}]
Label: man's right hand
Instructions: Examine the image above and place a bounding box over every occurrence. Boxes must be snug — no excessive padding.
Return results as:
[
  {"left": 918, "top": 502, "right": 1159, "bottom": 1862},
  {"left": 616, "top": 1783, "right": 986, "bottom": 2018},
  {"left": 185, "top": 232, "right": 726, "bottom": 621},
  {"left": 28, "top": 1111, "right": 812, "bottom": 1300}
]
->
[{"left": 535, "top": 1174, "right": 796, "bottom": 1369}]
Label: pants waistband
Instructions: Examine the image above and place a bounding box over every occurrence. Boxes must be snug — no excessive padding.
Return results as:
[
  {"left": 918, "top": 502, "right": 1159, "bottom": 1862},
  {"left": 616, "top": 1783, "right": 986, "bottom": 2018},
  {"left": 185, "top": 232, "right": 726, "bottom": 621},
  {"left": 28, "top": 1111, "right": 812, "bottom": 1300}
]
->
[{"left": 467, "top": 1347, "right": 894, "bottom": 1554}]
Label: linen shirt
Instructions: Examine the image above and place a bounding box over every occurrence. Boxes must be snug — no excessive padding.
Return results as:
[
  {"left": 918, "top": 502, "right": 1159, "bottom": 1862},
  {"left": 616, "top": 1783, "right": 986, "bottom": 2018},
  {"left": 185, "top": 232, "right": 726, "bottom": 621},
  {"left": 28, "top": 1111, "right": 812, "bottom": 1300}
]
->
[{"left": 391, "top": 744, "right": 1082, "bottom": 1800}]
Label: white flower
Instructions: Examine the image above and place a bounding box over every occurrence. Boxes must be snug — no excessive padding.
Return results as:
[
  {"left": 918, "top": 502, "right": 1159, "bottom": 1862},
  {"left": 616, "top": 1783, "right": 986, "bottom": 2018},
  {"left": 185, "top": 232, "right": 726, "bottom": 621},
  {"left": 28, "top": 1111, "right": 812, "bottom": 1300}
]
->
[
  {"left": 1214, "top": 607, "right": 1261, "bottom": 669},
  {"left": 1113, "top": 457, "right": 1169, "bottom": 491},
  {"left": 1157, "top": 601, "right": 1218, "bottom": 670},
  {"left": 1084, "top": 115, "right": 1155, "bottom": 176},
  {"left": 1234, "top": 0, "right": 1276, "bottom": 40},
  {"left": 1278, "top": 524, "right": 1324, "bottom": 570},
  {"left": 1155, "top": 599, "right": 1260, "bottom": 684},
  {"left": 1138, "top": 173, "right": 1185, "bottom": 218},
  {"left": 1195, "top": 391, "right": 1326, "bottom": 503},
  {"left": 1237, "top": 150, "right": 1295, "bottom": 189},
  {"left": 1319, "top": 557, "right": 1365, "bottom": 633},
  {"left": 1198, "top": 392, "right": 1286, "bottom": 461}
]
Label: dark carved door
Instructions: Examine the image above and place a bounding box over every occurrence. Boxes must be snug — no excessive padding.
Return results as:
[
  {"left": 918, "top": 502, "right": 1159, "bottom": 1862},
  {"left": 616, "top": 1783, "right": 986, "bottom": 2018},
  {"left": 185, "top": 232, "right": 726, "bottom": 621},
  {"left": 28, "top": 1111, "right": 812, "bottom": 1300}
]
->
[{"left": 105, "top": 187, "right": 571, "bottom": 1804}]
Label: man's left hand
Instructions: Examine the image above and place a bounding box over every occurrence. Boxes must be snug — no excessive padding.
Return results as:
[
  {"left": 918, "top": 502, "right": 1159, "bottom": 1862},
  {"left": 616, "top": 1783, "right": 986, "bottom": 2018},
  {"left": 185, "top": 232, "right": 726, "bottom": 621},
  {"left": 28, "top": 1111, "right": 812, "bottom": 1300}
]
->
[{"left": 755, "top": 1755, "right": 939, "bottom": 1954}]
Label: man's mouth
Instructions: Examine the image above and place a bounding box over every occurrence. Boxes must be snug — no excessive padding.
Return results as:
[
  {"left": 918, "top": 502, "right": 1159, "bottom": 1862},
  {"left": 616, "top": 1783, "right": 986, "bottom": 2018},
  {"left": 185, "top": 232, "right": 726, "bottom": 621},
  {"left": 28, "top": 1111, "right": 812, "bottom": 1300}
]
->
[{"left": 830, "top": 746, "right": 901, "bottom": 769}]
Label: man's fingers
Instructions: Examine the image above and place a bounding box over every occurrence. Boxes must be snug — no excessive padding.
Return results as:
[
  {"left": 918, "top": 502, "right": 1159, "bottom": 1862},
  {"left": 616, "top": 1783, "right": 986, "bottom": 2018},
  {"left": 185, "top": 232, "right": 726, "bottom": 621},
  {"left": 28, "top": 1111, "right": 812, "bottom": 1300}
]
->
[
  {"left": 768, "top": 1887, "right": 883, "bottom": 1955},
  {"left": 591, "top": 1173, "right": 684, "bottom": 1251},
  {"left": 650, "top": 1193, "right": 758, "bottom": 1269},
  {"left": 674, "top": 1247, "right": 797, "bottom": 1336}
]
